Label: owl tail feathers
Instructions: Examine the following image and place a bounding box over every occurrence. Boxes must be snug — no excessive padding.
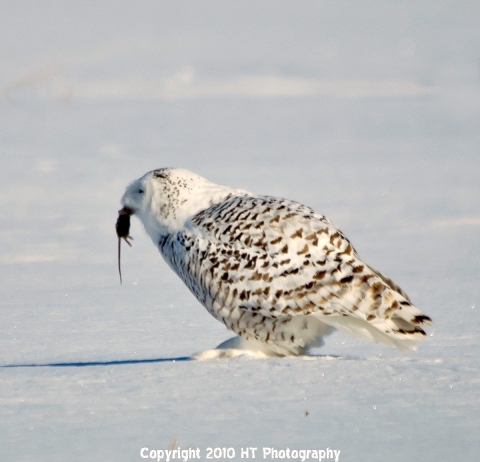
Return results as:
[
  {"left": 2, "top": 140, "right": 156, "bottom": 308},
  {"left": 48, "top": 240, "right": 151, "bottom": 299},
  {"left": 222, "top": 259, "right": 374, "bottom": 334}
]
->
[
  {"left": 317, "top": 264, "right": 433, "bottom": 352},
  {"left": 321, "top": 307, "right": 432, "bottom": 352}
]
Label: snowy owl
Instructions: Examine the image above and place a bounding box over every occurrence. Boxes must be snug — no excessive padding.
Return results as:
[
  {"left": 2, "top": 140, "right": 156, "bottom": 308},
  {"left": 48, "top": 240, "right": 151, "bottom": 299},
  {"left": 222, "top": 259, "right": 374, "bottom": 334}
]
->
[{"left": 117, "top": 168, "right": 432, "bottom": 359}]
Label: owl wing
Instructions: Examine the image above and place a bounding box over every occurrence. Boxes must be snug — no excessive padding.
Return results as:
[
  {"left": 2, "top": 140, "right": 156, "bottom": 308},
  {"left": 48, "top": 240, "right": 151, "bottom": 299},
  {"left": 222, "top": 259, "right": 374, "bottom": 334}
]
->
[{"left": 166, "top": 195, "right": 431, "bottom": 350}]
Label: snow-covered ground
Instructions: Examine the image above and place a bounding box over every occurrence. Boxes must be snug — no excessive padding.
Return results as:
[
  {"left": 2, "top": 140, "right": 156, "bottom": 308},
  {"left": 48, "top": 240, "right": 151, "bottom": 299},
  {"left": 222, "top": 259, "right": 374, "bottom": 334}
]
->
[{"left": 1, "top": 1, "right": 479, "bottom": 461}]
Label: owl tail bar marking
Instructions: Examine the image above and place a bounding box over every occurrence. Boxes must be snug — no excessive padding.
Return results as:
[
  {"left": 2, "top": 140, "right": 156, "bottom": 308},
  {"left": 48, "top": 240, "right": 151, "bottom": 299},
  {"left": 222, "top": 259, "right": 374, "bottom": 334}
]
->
[{"left": 116, "top": 207, "right": 134, "bottom": 284}]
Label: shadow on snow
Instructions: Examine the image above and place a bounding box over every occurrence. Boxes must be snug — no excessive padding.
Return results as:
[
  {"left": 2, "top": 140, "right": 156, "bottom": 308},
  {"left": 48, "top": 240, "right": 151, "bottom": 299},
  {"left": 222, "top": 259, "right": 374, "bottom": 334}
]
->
[{"left": 0, "top": 357, "right": 191, "bottom": 368}]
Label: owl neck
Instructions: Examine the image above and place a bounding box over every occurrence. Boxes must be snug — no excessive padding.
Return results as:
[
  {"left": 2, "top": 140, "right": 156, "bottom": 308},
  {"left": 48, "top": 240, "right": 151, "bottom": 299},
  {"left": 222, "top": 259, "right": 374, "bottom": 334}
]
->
[{"left": 144, "top": 183, "right": 251, "bottom": 244}]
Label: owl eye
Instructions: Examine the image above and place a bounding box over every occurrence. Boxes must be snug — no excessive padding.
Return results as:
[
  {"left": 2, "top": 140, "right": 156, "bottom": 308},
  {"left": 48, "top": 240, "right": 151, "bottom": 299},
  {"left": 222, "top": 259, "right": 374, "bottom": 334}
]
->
[{"left": 138, "top": 189, "right": 144, "bottom": 194}]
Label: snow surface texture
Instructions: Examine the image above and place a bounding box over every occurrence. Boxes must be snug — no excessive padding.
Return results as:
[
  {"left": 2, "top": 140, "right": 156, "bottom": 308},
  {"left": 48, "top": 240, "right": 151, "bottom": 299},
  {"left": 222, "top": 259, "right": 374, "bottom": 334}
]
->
[{"left": 1, "top": 1, "right": 479, "bottom": 461}]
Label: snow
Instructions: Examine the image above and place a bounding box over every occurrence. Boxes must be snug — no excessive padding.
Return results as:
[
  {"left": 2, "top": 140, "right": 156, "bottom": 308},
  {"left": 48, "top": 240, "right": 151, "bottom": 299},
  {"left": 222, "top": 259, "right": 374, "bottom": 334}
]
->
[{"left": 1, "top": 1, "right": 479, "bottom": 461}]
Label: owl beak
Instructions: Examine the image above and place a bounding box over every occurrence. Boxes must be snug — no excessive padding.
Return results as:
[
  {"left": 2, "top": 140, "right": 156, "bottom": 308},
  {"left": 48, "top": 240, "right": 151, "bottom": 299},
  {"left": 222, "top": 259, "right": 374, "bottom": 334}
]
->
[{"left": 119, "top": 206, "right": 134, "bottom": 216}]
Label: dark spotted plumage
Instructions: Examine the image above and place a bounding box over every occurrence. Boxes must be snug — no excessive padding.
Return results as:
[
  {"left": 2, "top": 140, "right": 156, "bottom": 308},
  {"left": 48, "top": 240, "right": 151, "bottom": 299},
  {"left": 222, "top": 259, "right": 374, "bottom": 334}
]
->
[{"left": 120, "top": 168, "right": 432, "bottom": 357}]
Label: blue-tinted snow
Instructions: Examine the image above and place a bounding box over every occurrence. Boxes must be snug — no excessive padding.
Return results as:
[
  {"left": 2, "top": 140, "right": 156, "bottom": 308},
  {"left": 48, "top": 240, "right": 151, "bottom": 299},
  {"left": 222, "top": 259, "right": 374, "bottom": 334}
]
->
[{"left": 0, "top": 1, "right": 479, "bottom": 461}]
